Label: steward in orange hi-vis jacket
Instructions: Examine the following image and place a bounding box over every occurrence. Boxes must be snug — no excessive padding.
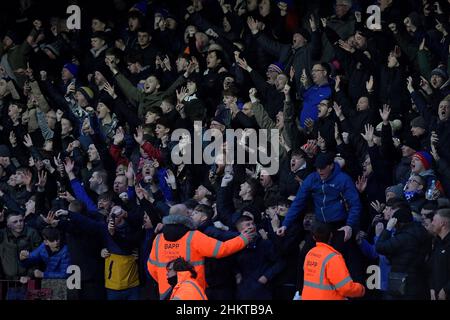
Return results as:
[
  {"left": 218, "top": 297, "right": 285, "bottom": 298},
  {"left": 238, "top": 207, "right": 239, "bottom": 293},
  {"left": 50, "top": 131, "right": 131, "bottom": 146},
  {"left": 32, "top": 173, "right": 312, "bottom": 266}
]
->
[
  {"left": 166, "top": 257, "right": 207, "bottom": 300},
  {"left": 148, "top": 214, "right": 251, "bottom": 300},
  {"left": 302, "top": 221, "right": 366, "bottom": 300}
]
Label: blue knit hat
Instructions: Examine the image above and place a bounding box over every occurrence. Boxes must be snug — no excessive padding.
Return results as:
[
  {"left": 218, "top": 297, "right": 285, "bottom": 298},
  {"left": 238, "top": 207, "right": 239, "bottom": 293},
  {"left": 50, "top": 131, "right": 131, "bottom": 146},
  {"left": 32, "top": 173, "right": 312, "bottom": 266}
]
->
[
  {"left": 63, "top": 63, "right": 79, "bottom": 78},
  {"left": 431, "top": 67, "right": 448, "bottom": 81}
]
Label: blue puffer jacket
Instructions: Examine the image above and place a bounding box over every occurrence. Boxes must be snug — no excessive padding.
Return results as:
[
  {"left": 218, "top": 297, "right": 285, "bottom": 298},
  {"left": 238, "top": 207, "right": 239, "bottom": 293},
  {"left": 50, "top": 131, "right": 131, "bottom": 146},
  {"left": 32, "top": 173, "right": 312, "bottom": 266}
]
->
[
  {"left": 283, "top": 163, "right": 361, "bottom": 229},
  {"left": 299, "top": 83, "right": 332, "bottom": 128},
  {"left": 22, "top": 243, "right": 71, "bottom": 279}
]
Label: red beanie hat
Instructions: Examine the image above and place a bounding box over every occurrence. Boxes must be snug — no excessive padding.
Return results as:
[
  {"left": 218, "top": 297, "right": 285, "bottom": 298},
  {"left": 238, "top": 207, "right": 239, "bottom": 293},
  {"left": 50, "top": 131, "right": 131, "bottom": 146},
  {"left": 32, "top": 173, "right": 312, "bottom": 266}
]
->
[{"left": 414, "top": 151, "right": 432, "bottom": 170}]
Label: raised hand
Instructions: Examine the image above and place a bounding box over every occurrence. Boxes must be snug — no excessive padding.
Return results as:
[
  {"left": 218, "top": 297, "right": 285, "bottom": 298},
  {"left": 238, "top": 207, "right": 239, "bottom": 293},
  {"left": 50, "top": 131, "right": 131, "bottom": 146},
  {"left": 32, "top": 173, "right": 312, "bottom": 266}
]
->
[
  {"left": 361, "top": 124, "right": 374, "bottom": 144},
  {"left": 334, "top": 122, "right": 342, "bottom": 143},
  {"left": 125, "top": 162, "right": 135, "bottom": 182},
  {"left": 366, "top": 75, "right": 374, "bottom": 93},
  {"left": 185, "top": 59, "right": 197, "bottom": 76},
  {"left": 333, "top": 102, "right": 343, "bottom": 119},
  {"left": 23, "top": 134, "right": 33, "bottom": 148},
  {"left": 420, "top": 76, "right": 432, "bottom": 94},
  {"left": 59, "top": 191, "right": 75, "bottom": 202},
  {"left": 134, "top": 126, "right": 145, "bottom": 146},
  {"left": 335, "top": 75, "right": 341, "bottom": 92},
  {"left": 165, "top": 169, "right": 177, "bottom": 188},
  {"left": 9, "top": 131, "right": 17, "bottom": 147},
  {"left": 103, "top": 81, "right": 117, "bottom": 99},
  {"left": 66, "top": 82, "right": 76, "bottom": 96},
  {"left": 305, "top": 118, "right": 314, "bottom": 133},
  {"left": 289, "top": 66, "right": 295, "bottom": 81},
  {"left": 135, "top": 183, "right": 151, "bottom": 201},
  {"left": 35, "top": 171, "right": 47, "bottom": 189},
  {"left": 317, "top": 132, "right": 326, "bottom": 151},
  {"left": 370, "top": 200, "right": 385, "bottom": 214},
  {"left": 64, "top": 157, "right": 74, "bottom": 174},
  {"left": 113, "top": 126, "right": 125, "bottom": 145},
  {"left": 247, "top": 17, "right": 259, "bottom": 34},
  {"left": 355, "top": 175, "right": 368, "bottom": 193},
  {"left": 23, "top": 170, "right": 33, "bottom": 190},
  {"left": 40, "top": 211, "right": 59, "bottom": 227},
  {"left": 419, "top": 38, "right": 427, "bottom": 51},
  {"left": 309, "top": 14, "right": 317, "bottom": 32},
  {"left": 407, "top": 76, "right": 414, "bottom": 93},
  {"left": 176, "top": 86, "right": 189, "bottom": 103},
  {"left": 300, "top": 69, "right": 308, "bottom": 87},
  {"left": 379, "top": 104, "right": 391, "bottom": 124},
  {"left": 236, "top": 56, "right": 250, "bottom": 72},
  {"left": 278, "top": 1, "right": 288, "bottom": 16},
  {"left": 430, "top": 132, "right": 440, "bottom": 161}
]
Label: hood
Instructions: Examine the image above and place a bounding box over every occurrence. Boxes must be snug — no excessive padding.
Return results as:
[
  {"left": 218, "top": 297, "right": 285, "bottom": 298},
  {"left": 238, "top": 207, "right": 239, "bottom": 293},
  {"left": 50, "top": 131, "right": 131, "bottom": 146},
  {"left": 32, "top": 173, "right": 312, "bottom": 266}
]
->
[
  {"left": 419, "top": 169, "right": 434, "bottom": 178},
  {"left": 176, "top": 271, "right": 194, "bottom": 284},
  {"left": 162, "top": 215, "right": 195, "bottom": 241},
  {"left": 162, "top": 214, "right": 195, "bottom": 230}
]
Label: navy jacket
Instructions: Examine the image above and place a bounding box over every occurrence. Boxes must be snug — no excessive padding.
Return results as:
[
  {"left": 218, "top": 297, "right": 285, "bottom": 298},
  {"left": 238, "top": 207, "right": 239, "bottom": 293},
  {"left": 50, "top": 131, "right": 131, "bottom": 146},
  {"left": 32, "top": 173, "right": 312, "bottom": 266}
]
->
[{"left": 234, "top": 236, "right": 285, "bottom": 300}]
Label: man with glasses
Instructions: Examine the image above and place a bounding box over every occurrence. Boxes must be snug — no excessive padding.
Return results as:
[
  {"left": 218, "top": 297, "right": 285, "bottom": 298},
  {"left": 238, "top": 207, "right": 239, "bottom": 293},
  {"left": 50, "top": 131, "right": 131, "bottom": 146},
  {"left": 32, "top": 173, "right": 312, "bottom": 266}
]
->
[
  {"left": 299, "top": 63, "right": 332, "bottom": 129},
  {"left": 403, "top": 174, "right": 427, "bottom": 214}
]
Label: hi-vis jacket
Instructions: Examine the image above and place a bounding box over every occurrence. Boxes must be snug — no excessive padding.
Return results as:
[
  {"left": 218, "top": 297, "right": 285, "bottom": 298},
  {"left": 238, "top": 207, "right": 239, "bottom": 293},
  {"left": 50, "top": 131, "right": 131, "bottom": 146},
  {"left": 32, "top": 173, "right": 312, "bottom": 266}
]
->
[
  {"left": 148, "top": 230, "right": 249, "bottom": 300},
  {"left": 302, "top": 242, "right": 365, "bottom": 300},
  {"left": 170, "top": 271, "right": 207, "bottom": 300}
]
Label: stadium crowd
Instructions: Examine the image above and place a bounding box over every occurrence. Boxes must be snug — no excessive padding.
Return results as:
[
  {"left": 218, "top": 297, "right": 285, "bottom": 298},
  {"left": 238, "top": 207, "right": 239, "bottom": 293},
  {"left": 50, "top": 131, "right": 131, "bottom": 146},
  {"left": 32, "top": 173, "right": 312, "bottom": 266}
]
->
[{"left": 0, "top": 0, "right": 450, "bottom": 300}]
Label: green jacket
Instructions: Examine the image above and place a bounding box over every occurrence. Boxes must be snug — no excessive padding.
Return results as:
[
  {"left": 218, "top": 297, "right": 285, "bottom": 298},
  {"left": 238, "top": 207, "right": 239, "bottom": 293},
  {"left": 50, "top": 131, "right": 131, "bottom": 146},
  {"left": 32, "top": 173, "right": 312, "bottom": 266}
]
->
[
  {"left": 0, "top": 30, "right": 36, "bottom": 88},
  {"left": 0, "top": 227, "right": 42, "bottom": 280},
  {"left": 320, "top": 14, "right": 356, "bottom": 62},
  {"left": 251, "top": 101, "right": 288, "bottom": 161},
  {"left": 114, "top": 72, "right": 186, "bottom": 119},
  {"left": 417, "top": 49, "right": 434, "bottom": 80}
]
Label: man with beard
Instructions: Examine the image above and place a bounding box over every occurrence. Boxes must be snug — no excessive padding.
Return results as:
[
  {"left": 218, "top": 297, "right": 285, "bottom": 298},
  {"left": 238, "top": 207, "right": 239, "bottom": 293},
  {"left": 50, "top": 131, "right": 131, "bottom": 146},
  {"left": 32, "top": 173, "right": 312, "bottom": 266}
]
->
[{"left": 65, "top": 157, "right": 109, "bottom": 213}]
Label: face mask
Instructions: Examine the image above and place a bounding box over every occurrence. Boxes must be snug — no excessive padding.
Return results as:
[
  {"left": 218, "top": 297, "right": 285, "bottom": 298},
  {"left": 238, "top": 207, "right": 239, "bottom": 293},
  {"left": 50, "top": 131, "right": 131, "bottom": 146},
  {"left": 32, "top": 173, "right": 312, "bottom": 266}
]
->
[{"left": 168, "top": 274, "right": 178, "bottom": 287}]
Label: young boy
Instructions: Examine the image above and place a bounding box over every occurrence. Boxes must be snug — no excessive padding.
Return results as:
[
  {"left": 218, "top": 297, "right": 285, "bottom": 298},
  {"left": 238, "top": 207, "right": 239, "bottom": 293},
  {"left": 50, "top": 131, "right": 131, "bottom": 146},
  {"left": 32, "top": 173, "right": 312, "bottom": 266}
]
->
[{"left": 20, "top": 227, "right": 71, "bottom": 279}]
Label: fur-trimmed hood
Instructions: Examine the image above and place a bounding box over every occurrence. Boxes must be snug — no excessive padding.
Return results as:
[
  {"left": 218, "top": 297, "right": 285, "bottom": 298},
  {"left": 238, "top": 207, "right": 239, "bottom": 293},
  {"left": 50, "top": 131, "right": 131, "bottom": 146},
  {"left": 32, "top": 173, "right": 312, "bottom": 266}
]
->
[{"left": 163, "top": 214, "right": 195, "bottom": 230}]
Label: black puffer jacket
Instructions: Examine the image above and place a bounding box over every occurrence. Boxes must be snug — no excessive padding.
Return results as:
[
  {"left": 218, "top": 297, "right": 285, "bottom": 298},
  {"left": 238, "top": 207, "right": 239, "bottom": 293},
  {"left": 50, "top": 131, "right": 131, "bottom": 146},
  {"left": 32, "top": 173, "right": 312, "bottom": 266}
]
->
[{"left": 376, "top": 222, "right": 432, "bottom": 298}]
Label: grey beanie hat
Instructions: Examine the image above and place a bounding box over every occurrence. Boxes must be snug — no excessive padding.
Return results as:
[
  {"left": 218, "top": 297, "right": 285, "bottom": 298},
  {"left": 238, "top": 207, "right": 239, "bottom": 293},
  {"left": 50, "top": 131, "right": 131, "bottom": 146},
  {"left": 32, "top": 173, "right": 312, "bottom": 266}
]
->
[{"left": 385, "top": 184, "right": 405, "bottom": 199}]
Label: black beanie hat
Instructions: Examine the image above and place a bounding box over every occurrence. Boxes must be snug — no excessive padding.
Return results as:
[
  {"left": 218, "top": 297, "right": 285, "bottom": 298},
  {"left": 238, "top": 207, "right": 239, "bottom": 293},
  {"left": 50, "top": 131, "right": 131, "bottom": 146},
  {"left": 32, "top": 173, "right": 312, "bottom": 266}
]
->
[
  {"left": 293, "top": 27, "right": 311, "bottom": 42},
  {"left": 393, "top": 207, "right": 413, "bottom": 223},
  {"left": 402, "top": 135, "right": 421, "bottom": 152}
]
